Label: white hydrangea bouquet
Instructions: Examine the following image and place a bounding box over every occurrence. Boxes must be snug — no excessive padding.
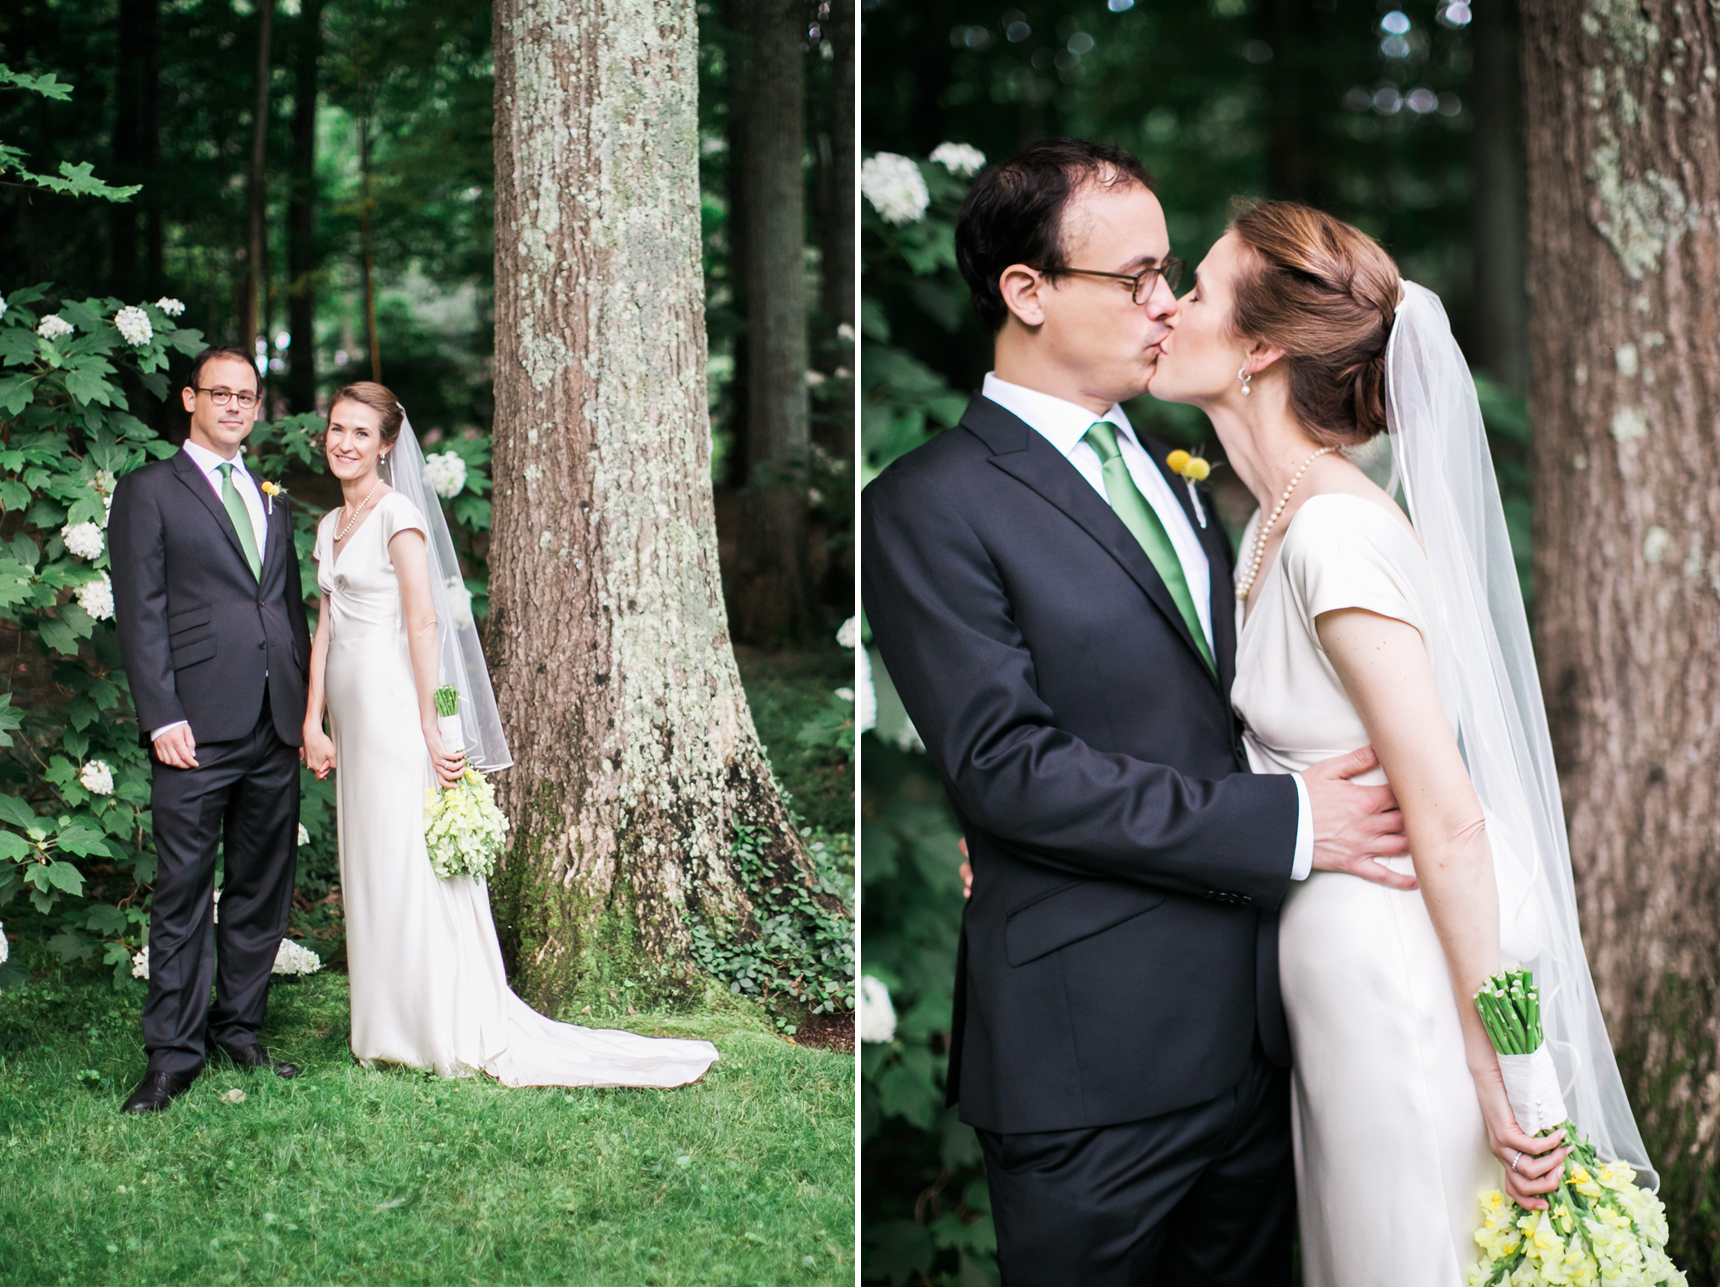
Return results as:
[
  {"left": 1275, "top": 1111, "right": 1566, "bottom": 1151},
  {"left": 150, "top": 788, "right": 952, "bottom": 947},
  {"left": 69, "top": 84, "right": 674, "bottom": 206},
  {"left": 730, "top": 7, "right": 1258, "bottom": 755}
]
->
[
  {"left": 1470, "top": 970, "right": 1684, "bottom": 1286},
  {"left": 422, "top": 685, "right": 509, "bottom": 882}
]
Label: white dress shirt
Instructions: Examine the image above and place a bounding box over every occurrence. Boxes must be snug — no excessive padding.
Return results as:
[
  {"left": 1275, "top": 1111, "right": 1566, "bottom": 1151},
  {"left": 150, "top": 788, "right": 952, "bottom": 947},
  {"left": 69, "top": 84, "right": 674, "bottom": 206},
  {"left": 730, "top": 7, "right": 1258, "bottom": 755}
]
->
[
  {"left": 982, "top": 373, "right": 1313, "bottom": 880},
  {"left": 151, "top": 440, "right": 270, "bottom": 743}
]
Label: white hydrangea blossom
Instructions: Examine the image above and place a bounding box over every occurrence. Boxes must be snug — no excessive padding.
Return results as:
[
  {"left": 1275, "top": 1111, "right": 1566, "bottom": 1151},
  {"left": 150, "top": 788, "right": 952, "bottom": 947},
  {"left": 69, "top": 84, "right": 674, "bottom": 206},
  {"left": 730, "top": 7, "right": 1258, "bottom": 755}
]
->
[
  {"left": 862, "top": 153, "right": 930, "bottom": 225},
  {"left": 423, "top": 451, "right": 468, "bottom": 499},
  {"left": 856, "top": 646, "right": 878, "bottom": 736},
  {"left": 131, "top": 946, "right": 149, "bottom": 979},
  {"left": 114, "top": 306, "right": 153, "bottom": 347},
  {"left": 0, "top": 293, "right": 7, "bottom": 321},
  {"left": 37, "top": 314, "right": 74, "bottom": 341},
  {"left": 76, "top": 574, "right": 114, "bottom": 621},
  {"left": 154, "top": 297, "right": 186, "bottom": 317},
  {"left": 273, "top": 938, "right": 322, "bottom": 976},
  {"left": 859, "top": 976, "right": 897, "bottom": 1044},
  {"left": 0, "top": 921, "right": 8, "bottom": 966},
  {"left": 835, "top": 616, "right": 858, "bottom": 649},
  {"left": 61, "top": 521, "right": 104, "bottom": 560},
  {"left": 836, "top": 322, "right": 855, "bottom": 343},
  {"left": 446, "top": 579, "right": 475, "bottom": 629},
  {"left": 297, "top": 823, "right": 310, "bottom": 847},
  {"left": 79, "top": 760, "right": 114, "bottom": 796},
  {"left": 930, "top": 141, "right": 986, "bottom": 177}
]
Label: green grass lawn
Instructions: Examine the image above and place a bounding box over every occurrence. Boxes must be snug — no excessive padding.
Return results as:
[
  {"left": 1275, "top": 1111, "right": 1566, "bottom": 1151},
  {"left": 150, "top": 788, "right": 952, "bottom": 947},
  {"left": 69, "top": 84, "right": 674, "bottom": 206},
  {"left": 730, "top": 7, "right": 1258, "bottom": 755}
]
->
[{"left": 0, "top": 972, "right": 854, "bottom": 1286}]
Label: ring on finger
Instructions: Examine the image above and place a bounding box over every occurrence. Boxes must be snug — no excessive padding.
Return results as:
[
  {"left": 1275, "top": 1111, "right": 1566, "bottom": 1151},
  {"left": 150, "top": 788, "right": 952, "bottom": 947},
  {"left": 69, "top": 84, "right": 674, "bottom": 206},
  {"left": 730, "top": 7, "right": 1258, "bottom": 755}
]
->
[{"left": 1509, "top": 1149, "right": 1521, "bottom": 1172}]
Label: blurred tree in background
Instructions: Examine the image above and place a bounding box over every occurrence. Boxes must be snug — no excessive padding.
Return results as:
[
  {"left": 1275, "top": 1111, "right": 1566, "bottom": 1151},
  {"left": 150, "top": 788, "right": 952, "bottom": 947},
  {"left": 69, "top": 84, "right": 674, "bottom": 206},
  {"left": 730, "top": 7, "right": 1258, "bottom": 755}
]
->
[{"left": 857, "top": 3, "right": 1567, "bottom": 1284}]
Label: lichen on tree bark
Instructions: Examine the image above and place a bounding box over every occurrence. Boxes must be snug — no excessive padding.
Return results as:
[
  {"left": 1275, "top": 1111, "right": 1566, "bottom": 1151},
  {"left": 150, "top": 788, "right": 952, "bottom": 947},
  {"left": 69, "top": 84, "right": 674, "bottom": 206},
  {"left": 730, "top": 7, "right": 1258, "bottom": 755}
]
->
[
  {"left": 1522, "top": 0, "right": 1720, "bottom": 1265},
  {"left": 487, "top": 0, "right": 828, "bottom": 1017}
]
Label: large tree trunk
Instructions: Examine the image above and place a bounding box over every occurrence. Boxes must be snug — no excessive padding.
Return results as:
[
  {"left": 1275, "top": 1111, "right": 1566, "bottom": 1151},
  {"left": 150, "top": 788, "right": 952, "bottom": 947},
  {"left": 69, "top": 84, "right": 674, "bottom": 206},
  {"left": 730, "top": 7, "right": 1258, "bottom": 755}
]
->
[
  {"left": 821, "top": 0, "right": 854, "bottom": 338},
  {"left": 730, "top": 0, "right": 812, "bottom": 645},
  {"left": 1521, "top": 2, "right": 1720, "bottom": 1271},
  {"left": 488, "top": 0, "right": 819, "bottom": 1015},
  {"left": 718, "top": 0, "right": 751, "bottom": 492},
  {"left": 1470, "top": 0, "right": 1530, "bottom": 395},
  {"left": 285, "top": 0, "right": 322, "bottom": 415},
  {"left": 109, "top": 0, "right": 160, "bottom": 301}
]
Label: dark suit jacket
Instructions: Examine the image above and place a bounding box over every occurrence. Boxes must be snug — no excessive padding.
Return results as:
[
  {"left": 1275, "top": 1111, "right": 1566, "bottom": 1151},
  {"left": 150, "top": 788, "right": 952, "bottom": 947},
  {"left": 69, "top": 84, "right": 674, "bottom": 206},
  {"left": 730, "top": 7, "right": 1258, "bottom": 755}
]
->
[
  {"left": 862, "top": 395, "right": 1299, "bottom": 1135},
  {"left": 109, "top": 449, "right": 311, "bottom": 748}
]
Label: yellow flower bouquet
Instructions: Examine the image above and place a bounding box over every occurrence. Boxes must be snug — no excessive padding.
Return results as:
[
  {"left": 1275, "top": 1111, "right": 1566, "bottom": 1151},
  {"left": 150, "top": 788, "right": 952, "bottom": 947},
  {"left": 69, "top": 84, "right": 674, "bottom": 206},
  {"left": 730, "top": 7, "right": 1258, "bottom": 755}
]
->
[
  {"left": 422, "top": 685, "right": 510, "bottom": 882},
  {"left": 1469, "top": 970, "right": 1684, "bottom": 1286}
]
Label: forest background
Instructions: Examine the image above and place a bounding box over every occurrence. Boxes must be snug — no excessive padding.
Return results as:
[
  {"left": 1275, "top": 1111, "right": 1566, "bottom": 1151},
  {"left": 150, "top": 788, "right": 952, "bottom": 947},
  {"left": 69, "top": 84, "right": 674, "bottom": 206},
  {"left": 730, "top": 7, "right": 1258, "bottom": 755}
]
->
[
  {"left": 860, "top": 1, "right": 1720, "bottom": 1285},
  {"left": 0, "top": 1, "right": 856, "bottom": 1283}
]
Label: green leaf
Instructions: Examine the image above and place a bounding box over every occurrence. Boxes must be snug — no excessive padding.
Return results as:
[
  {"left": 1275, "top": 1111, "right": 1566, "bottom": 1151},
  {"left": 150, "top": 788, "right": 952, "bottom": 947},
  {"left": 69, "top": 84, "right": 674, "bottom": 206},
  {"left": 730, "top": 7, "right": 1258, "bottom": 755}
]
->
[
  {"left": 47, "top": 928, "right": 96, "bottom": 960},
  {"left": 44, "top": 860, "right": 85, "bottom": 895},
  {"left": 0, "top": 373, "right": 34, "bottom": 416},
  {"left": 85, "top": 903, "right": 128, "bottom": 933},
  {"left": 0, "top": 794, "right": 36, "bottom": 829},
  {"left": 55, "top": 823, "right": 109, "bottom": 858},
  {"left": 44, "top": 756, "right": 77, "bottom": 787},
  {"left": 63, "top": 363, "right": 117, "bottom": 407},
  {"left": 0, "top": 331, "right": 38, "bottom": 366},
  {"left": 0, "top": 831, "right": 34, "bottom": 862},
  {"left": 0, "top": 480, "right": 31, "bottom": 511},
  {"left": 37, "top": 615, "right": 81, "bottom": 655},
  {"left": 0, "top": 67, "right": 75, "bottom": 100}
]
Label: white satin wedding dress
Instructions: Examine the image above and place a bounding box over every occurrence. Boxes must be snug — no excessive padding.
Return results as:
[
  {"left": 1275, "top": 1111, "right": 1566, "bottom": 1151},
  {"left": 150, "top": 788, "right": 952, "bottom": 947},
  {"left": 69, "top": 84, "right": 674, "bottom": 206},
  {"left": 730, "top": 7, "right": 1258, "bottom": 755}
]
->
[
  {"left": 317, "top": 490, "right": 719, "bottom": 1088},
  {"left": 1231, "top": 492, "right": 1498, "bottom": 1286}
]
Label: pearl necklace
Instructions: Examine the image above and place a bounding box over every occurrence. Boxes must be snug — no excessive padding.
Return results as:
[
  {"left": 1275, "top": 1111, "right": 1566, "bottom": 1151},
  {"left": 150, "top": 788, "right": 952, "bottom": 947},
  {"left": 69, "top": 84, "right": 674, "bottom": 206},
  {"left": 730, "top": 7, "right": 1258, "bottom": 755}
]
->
[
  {"left": 334, "top": 477, "right": 384, "bottom": 542},
  {"left": 1235, "top": 447, "right": 1337, "bottom": 602}
]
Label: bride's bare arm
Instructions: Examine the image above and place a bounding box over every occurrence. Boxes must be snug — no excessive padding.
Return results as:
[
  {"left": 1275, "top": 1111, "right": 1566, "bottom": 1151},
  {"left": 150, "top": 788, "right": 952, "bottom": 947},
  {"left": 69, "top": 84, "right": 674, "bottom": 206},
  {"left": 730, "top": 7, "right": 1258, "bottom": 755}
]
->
[
  {"left": 391, "top": 527, "right": 465, "bottom": 787},
  {"left": 1317, "top": 605, "right": 1569, "bottom": 1208},
  {"left": 302, "top": 592, "right": 336, "bottom": 778}
]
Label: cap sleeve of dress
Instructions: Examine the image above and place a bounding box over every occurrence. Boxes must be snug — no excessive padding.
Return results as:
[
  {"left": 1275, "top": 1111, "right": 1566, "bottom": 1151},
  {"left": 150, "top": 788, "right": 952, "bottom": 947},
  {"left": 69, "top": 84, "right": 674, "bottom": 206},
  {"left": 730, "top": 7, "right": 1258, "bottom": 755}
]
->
[
  {"left": 1280, "top": 494, "right": 1426, "bottom": 634},
  {"left": 379, "top": 491, "right": 430, "bottom": 544}
]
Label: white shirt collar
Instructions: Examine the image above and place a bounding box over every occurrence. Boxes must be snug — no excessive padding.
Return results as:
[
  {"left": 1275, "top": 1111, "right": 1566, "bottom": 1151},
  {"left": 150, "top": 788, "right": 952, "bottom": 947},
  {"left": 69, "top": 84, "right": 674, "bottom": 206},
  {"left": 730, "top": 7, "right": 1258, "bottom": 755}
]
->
[
  {"left": 182, "top": 437, "right": 252, "bottom": 479},
  {"left": 981, "top": 372, "right": 1142, "bottom": 457}
]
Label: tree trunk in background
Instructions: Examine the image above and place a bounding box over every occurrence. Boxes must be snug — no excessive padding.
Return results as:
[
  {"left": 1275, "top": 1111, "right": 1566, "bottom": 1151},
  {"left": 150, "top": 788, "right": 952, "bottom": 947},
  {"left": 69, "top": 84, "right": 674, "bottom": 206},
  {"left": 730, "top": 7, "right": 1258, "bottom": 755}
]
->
[
  {"left": 109, "top": 0, "right": 160, "bottom": 301},
  {"left": 489, "top": 0, "right": 819, "bottom": 1015},
  {"left": 821, "top": 0, "right": 854, "bottom": 338},
  {"left": 1520, "top": 2, "right": 1720, "bottom": 1268},
  {"left": 285, "top": 0, "right": 323, "bottom": 414},
  {"left": 1258, "top": 0, "right": 1321, "bottom": 206},
  {"left": 731, "top": 0, "right": 811, "bottom": 645},
  {"left": 1469, "top": 0, "right": 1529, "bottom": 394},
  {"left": 720, "top": 0, "right": 751, "bottom": 491},
  {"left": 243, "top": 0, "right": 275, "bottom": 353},
  {"left": 359, "top": 117, "right": 380, "bottom": 383}
]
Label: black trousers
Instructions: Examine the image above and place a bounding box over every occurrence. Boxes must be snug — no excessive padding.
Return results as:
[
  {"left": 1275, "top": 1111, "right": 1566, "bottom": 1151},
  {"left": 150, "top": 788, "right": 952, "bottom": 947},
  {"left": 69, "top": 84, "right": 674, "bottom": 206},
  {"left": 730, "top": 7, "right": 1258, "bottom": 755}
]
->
[
  {"left": 142, "top": 694, "right": 300, "bottom": 1076},
  {"left": 977, "top": 1048, "right": 1294, "bottom": 1287}
]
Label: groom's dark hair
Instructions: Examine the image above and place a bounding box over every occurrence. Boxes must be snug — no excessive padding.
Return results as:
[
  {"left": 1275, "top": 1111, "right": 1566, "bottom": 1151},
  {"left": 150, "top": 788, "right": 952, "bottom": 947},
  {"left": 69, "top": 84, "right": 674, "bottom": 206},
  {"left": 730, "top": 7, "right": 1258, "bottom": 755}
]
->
[
  {"left": 185, "top": 345, "right": 260, "bottom": 393},
  {"left": 955, "top": 138, "right": 1155, "bottom": 332}
]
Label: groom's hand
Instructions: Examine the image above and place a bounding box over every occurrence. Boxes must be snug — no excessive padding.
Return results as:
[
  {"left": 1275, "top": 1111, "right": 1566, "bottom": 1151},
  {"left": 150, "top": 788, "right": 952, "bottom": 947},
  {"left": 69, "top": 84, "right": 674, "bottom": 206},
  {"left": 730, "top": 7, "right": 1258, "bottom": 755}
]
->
[
  {"left": 1303, "top": 746, "right": 1415, "bottom": 890},
  {"left": 152, "top": 724, "right": 200, "bottom": 770}
]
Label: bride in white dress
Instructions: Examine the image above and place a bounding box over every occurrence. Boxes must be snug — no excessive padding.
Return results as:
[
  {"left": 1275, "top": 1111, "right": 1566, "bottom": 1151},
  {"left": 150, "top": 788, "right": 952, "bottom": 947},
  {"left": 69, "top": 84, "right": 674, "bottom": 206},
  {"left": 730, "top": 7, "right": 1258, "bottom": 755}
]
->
[
  {"left": 1149, "top": 202, "right": 1654, "bottom": 1283},
  {"left": 301, "top": 382, "right": 719, "bottom": 1089}
]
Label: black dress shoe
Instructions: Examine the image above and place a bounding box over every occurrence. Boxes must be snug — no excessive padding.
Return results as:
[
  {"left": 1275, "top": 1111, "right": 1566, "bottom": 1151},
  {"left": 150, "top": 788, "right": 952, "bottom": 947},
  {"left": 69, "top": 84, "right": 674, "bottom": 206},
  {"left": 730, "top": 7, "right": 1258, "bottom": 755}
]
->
[
  {"left": 216, "top": 1040, "right": 300, "bottom": 1079},
  {"left": 121, "top": 1070, "right": 198, "bottom": 1114}
]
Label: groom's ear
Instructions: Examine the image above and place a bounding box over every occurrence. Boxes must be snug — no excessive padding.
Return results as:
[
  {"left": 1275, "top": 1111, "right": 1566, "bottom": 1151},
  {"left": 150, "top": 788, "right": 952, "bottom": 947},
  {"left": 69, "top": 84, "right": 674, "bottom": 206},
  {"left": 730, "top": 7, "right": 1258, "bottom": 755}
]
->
[
  {"left": 181, "top": 385, "right": 198, "bottom": 414},
  {"left": 998, "top": 264, "right": 1047, "bottom": 328}
]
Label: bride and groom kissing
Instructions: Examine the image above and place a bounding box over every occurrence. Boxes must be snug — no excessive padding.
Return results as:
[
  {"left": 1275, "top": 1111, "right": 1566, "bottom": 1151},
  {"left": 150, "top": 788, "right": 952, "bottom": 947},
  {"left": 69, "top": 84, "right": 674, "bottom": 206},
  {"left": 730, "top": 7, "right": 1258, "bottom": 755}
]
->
[
  {"left": 862, "top": 139, "right": 1655, "bottom": 1285},
  {"left": 109, "top": 347, "right": 718, "bottom": 1115}
]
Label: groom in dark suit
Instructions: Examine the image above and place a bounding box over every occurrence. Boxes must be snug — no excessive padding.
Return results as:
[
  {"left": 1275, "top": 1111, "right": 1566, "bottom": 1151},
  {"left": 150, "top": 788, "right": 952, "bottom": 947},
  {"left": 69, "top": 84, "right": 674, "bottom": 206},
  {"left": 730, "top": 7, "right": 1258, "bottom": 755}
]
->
[
  {"left": 862, "top": 141, "right": 1412, "bottom": 1284},
  {"left": 109, "top": 346, "right": 311, "bottom": 1113}
]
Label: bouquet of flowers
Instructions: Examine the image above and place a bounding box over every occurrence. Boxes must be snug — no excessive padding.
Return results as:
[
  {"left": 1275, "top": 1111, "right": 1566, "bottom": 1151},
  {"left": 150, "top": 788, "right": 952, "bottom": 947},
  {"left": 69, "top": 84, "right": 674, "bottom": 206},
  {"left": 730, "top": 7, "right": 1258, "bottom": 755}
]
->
[
  {"left": 423, "top": 685, "right": 510, "bottom": 882},
  {"left": 1470, "top": 969, "right": 1684, "bottom": 1286}
]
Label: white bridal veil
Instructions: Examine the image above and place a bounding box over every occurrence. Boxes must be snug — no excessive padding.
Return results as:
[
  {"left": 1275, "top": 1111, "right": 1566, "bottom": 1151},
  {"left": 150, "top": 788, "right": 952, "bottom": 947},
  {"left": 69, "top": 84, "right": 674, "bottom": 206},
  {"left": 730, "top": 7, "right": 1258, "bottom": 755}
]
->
[
  {"left": 1378, "top": 281, "right": 1654, "bottom": 1186},
  {"left": 382, "top": 415, "right": 512, "bottom": 772}
]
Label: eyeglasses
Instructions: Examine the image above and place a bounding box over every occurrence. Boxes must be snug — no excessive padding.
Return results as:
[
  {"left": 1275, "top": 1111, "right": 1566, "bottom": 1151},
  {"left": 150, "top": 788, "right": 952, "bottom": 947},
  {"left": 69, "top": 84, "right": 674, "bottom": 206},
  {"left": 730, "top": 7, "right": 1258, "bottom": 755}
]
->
[
  {"left": 1044, "top": 256, "right": 1185, "bottom": 304},
  {"left": 191, "top": 386, "right": 261, "bottom": 409}
]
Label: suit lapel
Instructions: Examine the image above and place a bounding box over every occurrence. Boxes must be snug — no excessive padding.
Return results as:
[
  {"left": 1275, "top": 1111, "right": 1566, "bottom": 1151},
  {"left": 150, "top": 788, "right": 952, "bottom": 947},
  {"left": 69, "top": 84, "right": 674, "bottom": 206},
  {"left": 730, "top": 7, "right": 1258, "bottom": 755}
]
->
[
  {"left": 965, "top": 397, "right": 1220, "bottom": 692},
  {"left": 171, "top": 450, "right": 256, "bottom": 579},
  {"left": 1141, "top": 437, "right": 1240, "bottom": 696}
]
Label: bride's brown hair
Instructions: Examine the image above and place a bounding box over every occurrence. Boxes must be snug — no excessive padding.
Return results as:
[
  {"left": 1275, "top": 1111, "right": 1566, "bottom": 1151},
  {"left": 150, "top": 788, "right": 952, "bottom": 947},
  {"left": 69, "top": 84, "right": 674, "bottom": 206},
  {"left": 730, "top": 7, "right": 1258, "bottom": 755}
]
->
[
  {"left": 1226, "top": 200, "right": 1401, "bottom": 448},
  {"left": 329, "top": 381, "right": 405, "bottom": 446}
]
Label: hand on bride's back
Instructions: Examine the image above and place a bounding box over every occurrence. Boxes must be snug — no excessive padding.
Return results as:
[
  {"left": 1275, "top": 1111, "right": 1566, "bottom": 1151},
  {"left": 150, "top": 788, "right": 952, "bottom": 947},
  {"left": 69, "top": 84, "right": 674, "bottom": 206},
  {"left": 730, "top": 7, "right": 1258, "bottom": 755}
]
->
[{"left": 1303, "top": 745, "right": 1417, "bottom": 890}]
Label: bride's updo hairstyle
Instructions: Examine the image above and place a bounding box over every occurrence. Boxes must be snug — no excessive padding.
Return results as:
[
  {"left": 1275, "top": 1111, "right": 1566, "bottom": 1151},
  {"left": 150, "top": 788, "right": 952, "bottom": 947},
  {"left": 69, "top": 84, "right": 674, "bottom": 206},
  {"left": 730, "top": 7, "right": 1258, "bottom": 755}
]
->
[
  {"left": 329, "top": 381, "right": 405, "bottom": 447},
  {"left": 1226, "top": 200, "right": 1401, "bottom": 448}
]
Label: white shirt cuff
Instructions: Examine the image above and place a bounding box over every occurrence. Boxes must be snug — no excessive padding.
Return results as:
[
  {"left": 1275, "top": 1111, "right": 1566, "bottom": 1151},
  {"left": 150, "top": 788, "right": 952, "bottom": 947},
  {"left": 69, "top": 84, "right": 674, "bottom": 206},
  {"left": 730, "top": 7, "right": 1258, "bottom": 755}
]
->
[
  {"left": 1290, "top": 771, "right": 1314, "bottom": 881},
  {"left": 150, "top": 720, "right": 189, "bottom": 742}
]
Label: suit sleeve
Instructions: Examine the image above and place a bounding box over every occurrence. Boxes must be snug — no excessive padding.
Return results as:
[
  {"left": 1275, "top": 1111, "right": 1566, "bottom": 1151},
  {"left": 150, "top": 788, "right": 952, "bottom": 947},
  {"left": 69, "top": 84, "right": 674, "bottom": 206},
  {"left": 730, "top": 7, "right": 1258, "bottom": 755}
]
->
[
  {"left": 108, "top": 473, "right": 186, "bottom": 740},
  {"left": 861, "top": 464, "right": 1298, "bottom": 908}
]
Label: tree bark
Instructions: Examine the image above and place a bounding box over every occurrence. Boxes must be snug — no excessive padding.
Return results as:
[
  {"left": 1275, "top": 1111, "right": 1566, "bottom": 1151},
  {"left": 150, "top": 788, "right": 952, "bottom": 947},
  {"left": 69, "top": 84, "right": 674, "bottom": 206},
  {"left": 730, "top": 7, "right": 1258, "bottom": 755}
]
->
[
  {"left": 821, "top": 0, "right": 854, "bottom": 337},
  {"left": 285, "top": 0, "right": 323, "bottom": 415},
  {"left": 719, "top": 0, "right": 751, "bottom": 492},
  {"left": 1470, "top": 0, "right": 1530, "bottom": 395},
  {"left": 488, "top": 0, "right": 821, "bottom": 1014},
  {"left": 359, "top": 116, "right": 380, "bottom": 383},
  {"left": 1521, "top": 1, "right": 1720, "bottom": 1267},
  {"left": 109, "top": 0, "right": 160, "bottom": 301},
  {"left": 730, "top": 0, "right": 812, "bottom": 645},
  {"left": 243, "top": 0, "right": 276, "bottom": 353}
]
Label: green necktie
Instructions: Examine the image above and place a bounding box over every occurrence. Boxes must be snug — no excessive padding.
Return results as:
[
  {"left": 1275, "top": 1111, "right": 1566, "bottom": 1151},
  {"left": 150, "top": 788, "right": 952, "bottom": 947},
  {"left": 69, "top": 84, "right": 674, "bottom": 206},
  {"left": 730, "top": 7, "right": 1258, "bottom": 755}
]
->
[
  {"left": 1082, "top": 422, "right": 1216, "bottom": 676},
  {"left": 218, "top": 462, "right": 262, "bottom": 581}
]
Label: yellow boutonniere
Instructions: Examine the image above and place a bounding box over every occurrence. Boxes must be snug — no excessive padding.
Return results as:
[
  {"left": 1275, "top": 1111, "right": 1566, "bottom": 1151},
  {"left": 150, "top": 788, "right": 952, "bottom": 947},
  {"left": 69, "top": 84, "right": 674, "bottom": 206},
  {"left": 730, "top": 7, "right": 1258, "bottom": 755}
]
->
[
  {"left": 1165, "top": 451, "right": 1214, "bottom": 528},
  {"left": 260, "top": 480, "right": 285, "bottom": 514}
]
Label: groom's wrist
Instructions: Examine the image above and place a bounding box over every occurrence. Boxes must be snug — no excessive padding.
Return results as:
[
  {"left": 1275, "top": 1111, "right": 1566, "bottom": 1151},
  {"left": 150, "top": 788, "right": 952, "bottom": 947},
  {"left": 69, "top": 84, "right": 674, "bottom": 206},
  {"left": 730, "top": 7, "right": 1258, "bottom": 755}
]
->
[{"left": 150, "top": 720, "right": 189, "bottom": 742}]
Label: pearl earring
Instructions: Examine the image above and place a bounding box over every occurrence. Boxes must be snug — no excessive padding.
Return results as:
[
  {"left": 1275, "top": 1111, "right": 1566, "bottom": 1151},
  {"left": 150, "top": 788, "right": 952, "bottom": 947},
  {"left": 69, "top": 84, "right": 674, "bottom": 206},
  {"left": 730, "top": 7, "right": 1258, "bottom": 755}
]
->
[{"left": 1238, "top": 364, "right": 1253, "bottom": 396}]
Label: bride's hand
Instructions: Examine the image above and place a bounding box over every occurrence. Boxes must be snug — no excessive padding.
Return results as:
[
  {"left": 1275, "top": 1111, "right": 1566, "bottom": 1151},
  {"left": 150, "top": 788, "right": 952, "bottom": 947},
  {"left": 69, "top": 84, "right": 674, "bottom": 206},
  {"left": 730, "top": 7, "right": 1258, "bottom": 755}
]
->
[
  {"left": 423, "top": 725, "right": 466, "bottom": 788},
  {"left": 1473, "top": 1061, "right": 1568, "bottom": 1210},
  {"left": 303, "top": 728, "right": 336, "bottom": 779}
]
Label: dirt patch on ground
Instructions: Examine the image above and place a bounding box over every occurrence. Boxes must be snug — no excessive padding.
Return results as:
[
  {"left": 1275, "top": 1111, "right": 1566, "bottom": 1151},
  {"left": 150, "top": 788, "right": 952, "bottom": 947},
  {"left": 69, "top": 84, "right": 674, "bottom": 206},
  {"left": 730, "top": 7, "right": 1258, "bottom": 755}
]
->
[{"left": 791, "top": 1010, "right": 854, "bottom": 1054}]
